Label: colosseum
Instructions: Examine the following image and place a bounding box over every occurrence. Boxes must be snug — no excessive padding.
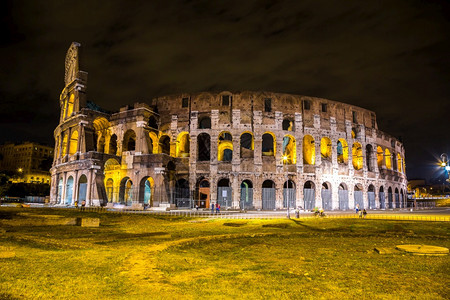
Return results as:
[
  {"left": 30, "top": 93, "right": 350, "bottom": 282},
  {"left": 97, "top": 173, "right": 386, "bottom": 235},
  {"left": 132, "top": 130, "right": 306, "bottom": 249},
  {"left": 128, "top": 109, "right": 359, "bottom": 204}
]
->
[{"left": 50, "top": 42, "right": 408, "bottom": 211}]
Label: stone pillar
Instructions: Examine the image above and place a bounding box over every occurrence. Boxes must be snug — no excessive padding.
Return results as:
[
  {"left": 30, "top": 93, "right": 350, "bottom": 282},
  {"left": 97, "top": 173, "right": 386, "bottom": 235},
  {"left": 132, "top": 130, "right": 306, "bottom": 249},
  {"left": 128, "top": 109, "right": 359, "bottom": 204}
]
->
[
  {"left": 135, "top": 120, "right": 148, "bottom": 154},
  {"left": 72, "top": 170, "right": 79, "bottom": 204},
  {"left": 61, "top": 172, "right": 67, "bottom": 205},
  {"left": 86, "top": 169, "right": 94, "bottom": 206},
  {"left": 232, "top": 175, "right": 239, "bottom": 209}
]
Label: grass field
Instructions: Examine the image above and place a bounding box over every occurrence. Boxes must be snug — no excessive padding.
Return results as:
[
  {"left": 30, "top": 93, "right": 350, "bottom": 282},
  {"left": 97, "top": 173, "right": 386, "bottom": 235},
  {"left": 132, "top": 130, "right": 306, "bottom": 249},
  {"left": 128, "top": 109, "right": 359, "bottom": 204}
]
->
[{"left": 0, "top": 207, "right": 449, "bottom": 299}]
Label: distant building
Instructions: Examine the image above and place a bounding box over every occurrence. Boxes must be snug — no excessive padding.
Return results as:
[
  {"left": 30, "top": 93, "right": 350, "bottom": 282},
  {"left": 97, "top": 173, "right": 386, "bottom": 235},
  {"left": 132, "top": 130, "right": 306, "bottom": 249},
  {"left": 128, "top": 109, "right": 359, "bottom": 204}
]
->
[{"left": 0, "top": 142, "right": 54, "bottom": 184}]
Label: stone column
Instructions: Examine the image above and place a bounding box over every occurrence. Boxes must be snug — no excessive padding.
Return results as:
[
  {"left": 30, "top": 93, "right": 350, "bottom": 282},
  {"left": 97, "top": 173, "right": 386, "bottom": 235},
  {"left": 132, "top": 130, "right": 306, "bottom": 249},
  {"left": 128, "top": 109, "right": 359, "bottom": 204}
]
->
[{"left": 86, "top": 169, "right": 94, "bottom": 206}]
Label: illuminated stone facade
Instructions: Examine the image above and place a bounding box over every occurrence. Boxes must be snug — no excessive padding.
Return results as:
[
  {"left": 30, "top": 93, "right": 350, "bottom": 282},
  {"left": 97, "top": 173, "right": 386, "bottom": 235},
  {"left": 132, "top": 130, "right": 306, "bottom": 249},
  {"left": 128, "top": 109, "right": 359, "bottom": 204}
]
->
[{"left": 50, "top": 42, "right": 408, "bottom": 210}]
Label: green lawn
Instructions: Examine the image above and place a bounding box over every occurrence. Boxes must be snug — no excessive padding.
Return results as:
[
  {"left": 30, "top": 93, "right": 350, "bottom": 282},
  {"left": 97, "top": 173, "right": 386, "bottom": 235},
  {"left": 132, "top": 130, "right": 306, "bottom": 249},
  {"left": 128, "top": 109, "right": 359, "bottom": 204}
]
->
[{"left": 1, "top": 207, "right": 449, "bottom": 299}]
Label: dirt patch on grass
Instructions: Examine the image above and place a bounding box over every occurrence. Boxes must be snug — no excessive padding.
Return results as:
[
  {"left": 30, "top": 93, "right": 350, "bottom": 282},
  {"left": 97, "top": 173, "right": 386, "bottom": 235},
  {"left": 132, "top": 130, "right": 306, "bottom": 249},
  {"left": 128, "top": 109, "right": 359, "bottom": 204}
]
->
[
  {"left": 262, "top": 223, "right": 289, "bottom": 228},
  {"left": 223, "top": 222, "right": 247, "bottom": 227}
]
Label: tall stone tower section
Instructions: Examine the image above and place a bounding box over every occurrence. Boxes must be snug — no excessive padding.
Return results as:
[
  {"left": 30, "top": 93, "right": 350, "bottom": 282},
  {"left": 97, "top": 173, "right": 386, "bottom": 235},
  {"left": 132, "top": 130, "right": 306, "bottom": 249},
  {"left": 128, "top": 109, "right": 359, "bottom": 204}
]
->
[{"left": 59, "top": 42, "right": 88, "bottom": 122}]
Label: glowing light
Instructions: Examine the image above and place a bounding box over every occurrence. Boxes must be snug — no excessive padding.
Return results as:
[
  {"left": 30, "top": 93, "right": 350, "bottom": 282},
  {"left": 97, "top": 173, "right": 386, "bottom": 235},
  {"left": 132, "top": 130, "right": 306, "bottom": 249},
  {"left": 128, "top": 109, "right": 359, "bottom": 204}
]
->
[{"left": 283, "top": 155, "right": 288, "bottom": 162}]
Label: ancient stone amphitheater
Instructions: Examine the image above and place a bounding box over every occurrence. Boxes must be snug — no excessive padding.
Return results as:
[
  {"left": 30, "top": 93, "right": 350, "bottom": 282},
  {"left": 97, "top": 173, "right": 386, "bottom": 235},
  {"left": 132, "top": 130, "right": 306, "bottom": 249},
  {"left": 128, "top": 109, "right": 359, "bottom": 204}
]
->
[{"left": 50, "top": 42, "right": 407, "bottom": 211}]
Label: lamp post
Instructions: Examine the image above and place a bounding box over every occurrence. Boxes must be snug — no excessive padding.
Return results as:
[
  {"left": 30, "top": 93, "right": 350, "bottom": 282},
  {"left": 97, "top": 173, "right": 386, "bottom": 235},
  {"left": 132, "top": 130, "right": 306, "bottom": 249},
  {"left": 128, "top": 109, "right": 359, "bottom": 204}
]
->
[
  {"left": 283, "top": 155, "right": 290, "bottom": 219},
  {"left": 440, "top": 154, "right": 450, "bottom": 192}
]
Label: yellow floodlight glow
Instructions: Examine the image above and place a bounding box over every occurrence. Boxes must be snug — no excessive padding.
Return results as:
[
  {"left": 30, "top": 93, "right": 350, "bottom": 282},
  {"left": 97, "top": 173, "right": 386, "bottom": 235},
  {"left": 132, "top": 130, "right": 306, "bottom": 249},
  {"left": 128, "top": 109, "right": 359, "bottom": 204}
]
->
[{"left": 282, "top": 155, "right": 288, "bottom": 162}]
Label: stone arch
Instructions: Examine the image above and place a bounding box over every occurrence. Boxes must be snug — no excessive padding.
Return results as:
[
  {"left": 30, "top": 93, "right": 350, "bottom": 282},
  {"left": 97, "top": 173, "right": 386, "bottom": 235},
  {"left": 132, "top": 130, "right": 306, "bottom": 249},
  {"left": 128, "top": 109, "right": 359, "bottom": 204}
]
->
[
  {"left": 282, "top": 134, "right": 296, "bottom": 164},
  {"left": 123, "top": 130, "right": 136, "bottom": 152},
  {"left": 93, "top": 117, "right": 110, "bottom": 153},
  {"left": 196, "top": 177, "right": 210, "bottom": 209},
  {"left": 385, "top": 149, "right": 392, "bottom": 169},
  {"left": 321, "top": 182, "right": 332, "bottom": 210},
  {"left": 394, "top": 187, "right": 400, "bottom": 208},
  {"left": 303, "top": 180, "right": 316, "bottom": 210},
  {"left": 119, "top": 177, "right": 134, "bottom": 206},
  {"left": 240, "top": 132, "right": 254, "bottom": 158},
  {"left": 148, "top": 132, "right": 158, "bottom": 154},
  {"left": 175, "top": 178, "right": 190, "bottom": 207},
  {"left": 366, "top": 144, "right": 373, "bottom": 171},
  {"left": 262, "top": 132, "right": 276, "bottom": 156},
  {"left": 262, "top": 179, "right": 276, "bottom": 210},
  {"left": 387, "top": 186, "right": 393, "bottom": 208},
  {"left": 337, "top": 138, "right": 348, "bottom": 164},
  {"left": 320, "top": 137, "right": 332, "bottom": 160},
  {"left": 139, "top": 176, "right": 154, "bottom": 207},
  {"left": 69, "top": 130, "right": 78, "bottom": 155},
  {"left": 397, "top": 153, "right": 403, "bottom": 173},
  {"left": 77, "top": 174, "right": 88, "bottom": 203},
  {"left": 379, "top": 185, "right": 386, "bottom": 209},
  {"left": 65, "top": 176, "right": 74, "bottom": 205},
  {"left": 148, "top": 115, "right": 158, "bottom": 130},
  {"left": 338, "top": 183, "right": 349, "bottom": 210},
  {"left": 217, "top": 178, "right": 232, "bottom": 207},
  {"left": 176, "top": 132, "right": 190, "bottom": 157},
  {"left": 109, "top": 134, "right": 118, "bottom": 155},
  {"left": 240, "top": 179, "right": 253, "bottom": 210},
  {"left": 197, "top": 133, "right": 211, "bottom": 161},
  {"left": 377, "top": 146, "right": 383, "bottom": 168},
  {"left": 352, "top": 142, "right": 363, "bottom": 170},
  {"left": 283, "top": 179, "right": 296, "bottom": 208},
  {"left": 66, "top": 93, "right": 75, "bottom": 118},
  {"left": 218, "top": 131, "right": 233, "bottom": 162},
  {"left": 282, "top": 118, "right": 294, "bottom": 131},
  {"left": 159, "top": 135, "right": 170, "bottom": 155},
  {"left": 198, "top": 116, "right": 211, "bottom": 129},
  {"left": 303, "top": 135, "right": 315, "bottom": 165},
  {"left": 61, "top": 133, "right": 68, "bottom": 157},
  {"left": 105, "top": 178, "right": 114, "bottom": 203},
  {"left": 354, "top": 183, "right": 364, "bottom": 209}
]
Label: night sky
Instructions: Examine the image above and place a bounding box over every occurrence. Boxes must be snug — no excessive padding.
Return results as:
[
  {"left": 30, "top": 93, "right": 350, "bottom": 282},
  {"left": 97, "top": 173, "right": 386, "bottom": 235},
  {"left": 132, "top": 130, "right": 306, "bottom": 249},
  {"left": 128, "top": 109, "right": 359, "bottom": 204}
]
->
[{"left": 1, "top": 0, "right": 449, "bottom": 181}]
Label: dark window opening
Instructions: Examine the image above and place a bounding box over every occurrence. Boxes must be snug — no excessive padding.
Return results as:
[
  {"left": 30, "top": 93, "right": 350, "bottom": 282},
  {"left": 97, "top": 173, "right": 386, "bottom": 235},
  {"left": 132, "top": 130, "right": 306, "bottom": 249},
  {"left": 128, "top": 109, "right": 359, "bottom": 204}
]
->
[
  {"left": 321, "top": 103, "right": 327, "bottom": 112},
  {"left": 282, "top": 119, "right": 294, "bottom": 131},
  {"left": 182, "top": 97, "right": 189, "bottom": 108},
  {"left": 199, "top": 117, "right": 211, "bottom": 129},
  {"left": 197, "top": 133, "right": 211, "bottom": 161},
  {"left": 304, "top": 100, "right": 311, "bottom": 110},
  {"left": 352, "top": 111, "right": 357, "bottom": 123},
  {"left": 264, "top": 98, "right": 272, "bottom": 112},
  {"left": 222, "top": 95, "right": 230, "bottom": 106}
]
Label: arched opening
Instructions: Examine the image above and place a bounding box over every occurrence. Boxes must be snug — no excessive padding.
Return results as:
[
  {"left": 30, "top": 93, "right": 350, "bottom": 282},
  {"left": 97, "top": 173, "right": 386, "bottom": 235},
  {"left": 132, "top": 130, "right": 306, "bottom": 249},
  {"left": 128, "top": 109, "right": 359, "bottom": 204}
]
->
[
  {"left": 321, "top": 182, "right": 332, "bottom": 210},
  {"left": 387, "top": 186, "right": 393, "bottom": 208},
  {"left": 385, "top": 149, "right": 392, "bottom": 170},
  {"left": 368, "top": 184, "right": 376, "bottom": 209},
  {"left": 240, "top": 180, "right": 253, "bottom": 210},
  {"left": 77, "top": 174, "right": 88, "bottom": 203},
  {"left": 217, "top": 178, "right": 232, "bottom": 207},
  {"left": 106, "top": 178, "right": 114, "bottom": 203},
  {"left": 262, "top": 132, "right": 275, "bottom": 156},
  {"left": 138, "top": 177, "right": 154, "bottom": 207},
  {"left": 197, "top": 133, "right": 211, "bottom": 161},
  {"left": 337, "top": 138, "right": 348, "bottom": 164},
  {"left": 159, "top": 135, "right": 171, "bottom": 155},
  {"left": 397, "top": 154, "right": 403, "bottom": 173},
  {"left": 98, "top": 135, "right": 106, "bottom": 153},
  {"left": 354, "top": 184, "right": 364, "bottom": 209},
  {"left": 69, "top": 130, "right": 78, "bottom": 156},
  {"left": 394, "top": 187, "right": 400, "bottom": 208},
  {"left": 282, "top": 119, "right": 294, "bottom": 131},
  {"left": 93, "top": 117, "right": 110, "bottom": 153},
  {"left": 218, "top": 132, "right": 233, "bottom": 162},
  {"left": 123, "top": 130, "right": 136, "bottom": 152},
  {"left": 282, "top": 135, "right": 296, "bottom": 164},
  {"left": 303, "top": 135, "right": 315, "bottom": 165},
  {"left": 66, "top": 93, "right": 75, "bottom": 118},
  {"left": 176, "top": 132, "right": 190, "bottom": 158},
  {"left": 240, "top": 132, "right": 254, "bottom": 158},
  {"left": 65, "top": 176, "right": 74, "bottom": 205},
  {"left": 352, "top": 142, "right": 363, "bottom": 170},
  {"left": 148, "top": 132, "right": 158, "bottom": 154},
  {"left": 379, "top": 186, "right": 386, "bottom": 209},
  {"left": 61, "top": 134, "right": 68, "bottom": 157},
  {"left": 175, "top": 178, "right": 190, "bottom": 207},
  {"left": 320, "top": 137, "right": 332, "bottom": 160},
  {"left": 119, "top": 177, "right": 134, "bottom": 206},
  {"left": 148, "top": 115, "right": 158, "bottom": 130},
  {"left": 400, "top": 189, "right": 405, "bottom": 208},
  {"left": 283, "top": 180, "right": 296, "bottom": 208},
  {"left": 197, "top": 178, "right": 210, "bottom": 209},
  {"left": 338, "top": 183, "right": 349, "bottom": 210},
  {"left": 109, "top": 134, "right": 118, "bottom": 155},
  {"left": 198, "top": 116, "right": 211, "bottom": 129},
  {"left": 366, "top": 144, "right": 373, "bottom": 171},
  {"left": 262, "top": 180, "right": 276, "bottom": 210},
  {"left": 303, "top": 181, "right": 315, "bottom": 210},
  {"left": 377, "top": 146, "right": 383, "bottom": 168}
]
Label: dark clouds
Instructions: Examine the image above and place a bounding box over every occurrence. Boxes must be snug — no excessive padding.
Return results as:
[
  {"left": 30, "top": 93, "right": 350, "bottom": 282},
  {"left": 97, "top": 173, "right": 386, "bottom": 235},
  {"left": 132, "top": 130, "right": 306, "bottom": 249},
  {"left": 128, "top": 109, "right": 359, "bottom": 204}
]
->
[{"left": 0, "top": 0, "right": 449, "bottom": 179}]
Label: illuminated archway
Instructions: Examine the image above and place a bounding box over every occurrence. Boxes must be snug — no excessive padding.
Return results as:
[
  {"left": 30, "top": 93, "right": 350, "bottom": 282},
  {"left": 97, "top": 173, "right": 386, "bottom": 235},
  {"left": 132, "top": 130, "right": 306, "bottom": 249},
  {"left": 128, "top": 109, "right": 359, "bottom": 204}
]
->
[
  {"left": 77, "top": 174, "right": 87, "bottom": 203},
  {"left": 352, "top": 142, "right": 363, "bottom": 170},
  {"left": 148, "top": 132, "right": 158, "bottom": 154},
  {"left": 109, "top": 134, "right": 118, "bottom": 155},
  {"left": 282, "top": 135, "right": 296, "bottom": 164},
  {"left": 66, "top": 93, "right": 75, "bottom": 118},
  {"left": 176, "top": 132, "right": 190, "bottom": 157},
  {"left": 240, "top": 132, "right": 254, "bottom": 158},
  {"left": 397, "top": 153, "right": 403, "bottom": 173},
  {"left": 106, "top": 178, "right": 114, "bottom": 202},
  {"left": 377, "top": 146, "right": 383, "bottom": 168},
  {"left": 159, "top": 135, "right": 170, "bottom": 155},
  {"left": 61, "top": 134, "right": 68, "bottom": 157},
  {"left": 303, "top": 135, "right": 315, "bottom": 165},
  {"left": 65, "top": 176, "right": 74, "bottom": 205},
  {"left": 218, "top": 131, "right": 233, "bottom": 162},
  {"left": 320, "top": 137, "right": 332, "bottom": 160},
  {"left": 139, "top": 177, "right": 154, "bottom": 206},
  {"left": 262, "top": 132, "right": 276, "bottom": 157},
  {"left": 69, "top": 130, "right": 78, "bottom": 155},
  {"left": 385, "top": 149, "right": 392, "bottom": 169},
  {"left": 119, "top": 177, "right": 133, "bottom": 205},
  {"left": 337, "top": 138, "right": 348, "bottom": 164}
]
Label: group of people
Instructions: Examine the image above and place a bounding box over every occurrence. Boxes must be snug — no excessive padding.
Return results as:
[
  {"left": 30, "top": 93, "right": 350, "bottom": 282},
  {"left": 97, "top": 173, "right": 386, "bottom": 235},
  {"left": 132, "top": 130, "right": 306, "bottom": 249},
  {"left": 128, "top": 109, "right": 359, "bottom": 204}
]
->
[
  {"left": 210, "top": 202, "right": 221, "bottom": 213},
  {"left": 74, "top": 200, "right": 86, "bottom": 210},
  {"left": 355, "top": 205, "right": 367, "bottom": 218}
]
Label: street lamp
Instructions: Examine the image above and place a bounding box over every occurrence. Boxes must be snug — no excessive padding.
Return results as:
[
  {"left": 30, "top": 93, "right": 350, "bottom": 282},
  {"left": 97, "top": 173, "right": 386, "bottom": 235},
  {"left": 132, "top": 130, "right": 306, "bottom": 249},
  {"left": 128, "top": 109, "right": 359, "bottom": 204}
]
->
[
  {"left": 441, "top": 153, "right": 450, "bottom": 184},
  {"left": 282, "top": 155, "right": 290, "bottom": 219}
]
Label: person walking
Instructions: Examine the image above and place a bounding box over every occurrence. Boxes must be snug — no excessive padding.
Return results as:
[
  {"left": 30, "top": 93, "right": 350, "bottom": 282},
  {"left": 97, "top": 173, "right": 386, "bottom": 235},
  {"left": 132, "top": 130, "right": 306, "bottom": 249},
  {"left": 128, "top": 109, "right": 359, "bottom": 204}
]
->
[
  {"left": 363, "top": 209, "right": 367, "bottom": 218},
  {"left": 216, "top": 203, "right": 220, "bottom": 213},
  {"left": 211, "top": 202, "right": 215, "bottom": 213}
]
